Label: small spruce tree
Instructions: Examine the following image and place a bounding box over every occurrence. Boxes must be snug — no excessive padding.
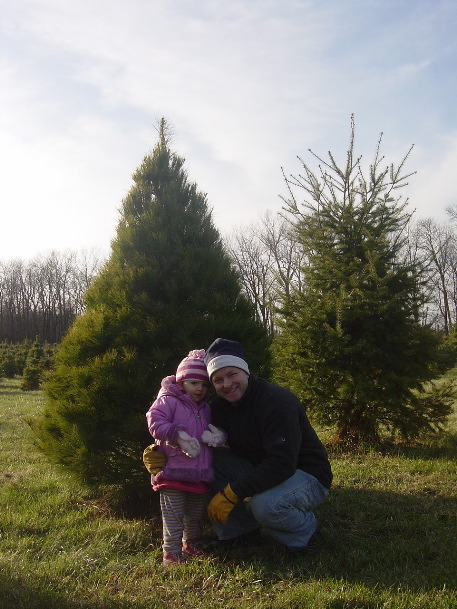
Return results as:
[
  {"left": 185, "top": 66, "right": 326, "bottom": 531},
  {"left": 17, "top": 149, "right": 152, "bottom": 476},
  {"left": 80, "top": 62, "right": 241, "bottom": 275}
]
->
[
  {"left": 274, "top": 118, "right": 453, "bottom": 445},
  {"left": 32, "top": 120, "right": 269, "bottom": 504},
  {"left": 15, "top": 340, "right": 32, "bottom": 376},
  {"left": 21, "top": 337, "right": 45, "bottom": 390},
  {"left": 0, "top": 345, "right": 16, "bottom": 378}
]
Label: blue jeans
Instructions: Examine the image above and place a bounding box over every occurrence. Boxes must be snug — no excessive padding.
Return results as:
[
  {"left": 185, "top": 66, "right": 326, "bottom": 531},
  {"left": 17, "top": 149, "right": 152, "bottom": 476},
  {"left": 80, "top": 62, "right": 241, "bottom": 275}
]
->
[{"left": 211, "top": 448, "right": 329, "bottom": 550}]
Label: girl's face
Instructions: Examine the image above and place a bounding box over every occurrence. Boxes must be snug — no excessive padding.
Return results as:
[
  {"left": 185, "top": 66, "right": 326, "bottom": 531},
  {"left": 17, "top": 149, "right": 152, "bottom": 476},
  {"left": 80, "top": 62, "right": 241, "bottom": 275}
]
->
[{"left": 181, "top": 380, "right": 209, "bottom": 403}]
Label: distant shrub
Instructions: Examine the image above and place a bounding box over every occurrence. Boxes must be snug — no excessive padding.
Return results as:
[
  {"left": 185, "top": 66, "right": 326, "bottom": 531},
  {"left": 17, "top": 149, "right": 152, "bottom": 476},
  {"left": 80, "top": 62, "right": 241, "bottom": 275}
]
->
[
  {"left": 0, "top": 340, "right": 57, "bottom": 388},
  {"left": 1, "top": 350, "right": 17, "bottom": 378},
  {"left": 20, "top": 338, "right": 56, "bottom": 391},
  {"left": 435, "top": 329, "right": 457, "bottom": 373}
]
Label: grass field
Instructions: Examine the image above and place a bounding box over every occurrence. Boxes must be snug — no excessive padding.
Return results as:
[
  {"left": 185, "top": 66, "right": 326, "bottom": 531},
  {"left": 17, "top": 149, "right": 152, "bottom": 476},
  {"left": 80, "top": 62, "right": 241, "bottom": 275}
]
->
[{"left": 1, "top": 376, "right": 456, "bottom": 609}]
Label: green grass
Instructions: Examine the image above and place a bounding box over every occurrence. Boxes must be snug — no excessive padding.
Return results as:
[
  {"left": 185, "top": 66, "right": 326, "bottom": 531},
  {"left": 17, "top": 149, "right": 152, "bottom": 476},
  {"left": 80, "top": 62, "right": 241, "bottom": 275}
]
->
[{"left": 1, "top": 377, "right": 456, "bottom": 609}]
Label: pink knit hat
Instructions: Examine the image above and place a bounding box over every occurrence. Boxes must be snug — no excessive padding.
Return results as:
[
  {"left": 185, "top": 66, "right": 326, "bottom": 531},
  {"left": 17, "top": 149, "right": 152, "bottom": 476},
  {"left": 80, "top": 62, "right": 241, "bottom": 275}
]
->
[{"left": 176, "top": 349, "right": 209, "bottom": 383}]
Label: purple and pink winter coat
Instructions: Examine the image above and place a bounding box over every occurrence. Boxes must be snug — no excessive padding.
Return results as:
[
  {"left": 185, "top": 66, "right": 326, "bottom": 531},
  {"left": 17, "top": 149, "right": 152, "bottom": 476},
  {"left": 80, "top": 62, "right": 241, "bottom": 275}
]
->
[{"left": 146, "top": 375, "right": 214, "bottom": 492}]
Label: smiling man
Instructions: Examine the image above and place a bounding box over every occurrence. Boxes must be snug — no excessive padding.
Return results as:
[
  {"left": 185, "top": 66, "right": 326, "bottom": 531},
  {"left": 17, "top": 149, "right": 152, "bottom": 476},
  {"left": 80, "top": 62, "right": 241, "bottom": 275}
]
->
[{"left": 204, "top": 338, "right": 332, "bottom": 554}]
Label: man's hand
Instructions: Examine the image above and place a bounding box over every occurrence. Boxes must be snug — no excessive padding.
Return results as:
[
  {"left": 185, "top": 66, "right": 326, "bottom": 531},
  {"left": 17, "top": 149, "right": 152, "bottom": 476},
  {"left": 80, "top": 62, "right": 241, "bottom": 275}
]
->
[
  {"left": 207, "top": 484, "right": 238, "bottom": 524},
  {"left": 142, "top": 444, "right": 166, "bottom": 475}
]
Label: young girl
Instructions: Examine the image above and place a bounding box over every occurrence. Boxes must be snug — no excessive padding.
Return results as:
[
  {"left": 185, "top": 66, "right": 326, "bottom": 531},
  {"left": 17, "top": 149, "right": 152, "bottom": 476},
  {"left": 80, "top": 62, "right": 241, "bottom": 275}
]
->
[{"left": 146, "top": 349, "right": 224, "bottom": 567}]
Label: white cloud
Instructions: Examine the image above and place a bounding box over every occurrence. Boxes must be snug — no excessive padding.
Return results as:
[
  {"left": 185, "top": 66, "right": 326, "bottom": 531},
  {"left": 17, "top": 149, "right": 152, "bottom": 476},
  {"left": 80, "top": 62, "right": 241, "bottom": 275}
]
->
[
  {"left": 409, "top": 133, "right": 457, "bottom": 221},
  {"left": 0, "top": 0, "right": 456, "bottom": 258}
]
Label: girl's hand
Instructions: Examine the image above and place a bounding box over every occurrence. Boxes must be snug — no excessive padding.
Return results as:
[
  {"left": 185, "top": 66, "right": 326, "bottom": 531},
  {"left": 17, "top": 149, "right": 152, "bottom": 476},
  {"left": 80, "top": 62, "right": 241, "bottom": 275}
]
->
[
  {"left": 201, "top": 424, "right": 226, "bottom": 447},
  {"left": 177, "top": 430, "right": 201, "bottom": 458}
]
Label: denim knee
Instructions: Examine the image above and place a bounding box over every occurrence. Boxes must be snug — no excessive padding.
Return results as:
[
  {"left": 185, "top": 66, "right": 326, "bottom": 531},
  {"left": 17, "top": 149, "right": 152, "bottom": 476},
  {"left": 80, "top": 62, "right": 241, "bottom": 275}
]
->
[
  {"left": 247, "top": 471, "right": 329, "bottom": 527},
  {"left": 247, "top": 494, "right": 279, "bottom": 526}
]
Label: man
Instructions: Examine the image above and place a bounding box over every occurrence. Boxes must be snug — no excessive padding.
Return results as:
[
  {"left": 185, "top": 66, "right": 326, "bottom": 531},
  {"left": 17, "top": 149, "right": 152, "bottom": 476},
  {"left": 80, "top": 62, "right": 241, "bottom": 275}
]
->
[{"left": 204, "top": 338, "right": 332, "bottom": 553}]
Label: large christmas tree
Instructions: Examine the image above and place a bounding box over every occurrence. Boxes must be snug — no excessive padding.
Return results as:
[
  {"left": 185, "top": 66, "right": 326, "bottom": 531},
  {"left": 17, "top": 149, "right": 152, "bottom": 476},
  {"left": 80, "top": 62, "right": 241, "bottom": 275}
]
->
[{"left": 32, "top": 121, "right": 270, "bottom": 504}]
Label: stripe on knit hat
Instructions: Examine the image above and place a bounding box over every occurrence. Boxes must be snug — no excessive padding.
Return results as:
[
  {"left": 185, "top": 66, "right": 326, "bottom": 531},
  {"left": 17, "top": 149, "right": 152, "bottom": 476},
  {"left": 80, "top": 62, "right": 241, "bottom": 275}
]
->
[{"left": 176, "top": 349, "right": 209, "bottom": 383}]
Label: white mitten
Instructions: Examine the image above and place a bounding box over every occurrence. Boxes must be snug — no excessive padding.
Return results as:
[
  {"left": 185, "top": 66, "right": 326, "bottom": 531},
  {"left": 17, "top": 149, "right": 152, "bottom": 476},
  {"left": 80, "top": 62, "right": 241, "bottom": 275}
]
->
[
  {"left": 177, "top": 430, "right": 201, "bottom": 458},
  {"left": 201, "top": 424, "right": 226, "bottom": 447}
]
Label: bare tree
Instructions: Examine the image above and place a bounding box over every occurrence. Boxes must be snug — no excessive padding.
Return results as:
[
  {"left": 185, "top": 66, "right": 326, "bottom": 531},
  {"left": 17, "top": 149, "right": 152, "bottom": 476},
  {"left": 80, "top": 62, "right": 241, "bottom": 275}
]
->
[
  {"left": 226, "top": 212, "right": 306, "bottom": 336},
  {"left": 445, "top": 203, "right": 457, "bottom": 222},
  {"left": 0, "top": 249, "right": 105, "bottom": 342},
  {"left": 411, "top": 218, "right": 457, "bottom": 333},
  {"left": 226, "top": 224, "right": 276, "bottom": 335},
  {"left": 258, "top": 212, "right": 306, "bottom": 299}
]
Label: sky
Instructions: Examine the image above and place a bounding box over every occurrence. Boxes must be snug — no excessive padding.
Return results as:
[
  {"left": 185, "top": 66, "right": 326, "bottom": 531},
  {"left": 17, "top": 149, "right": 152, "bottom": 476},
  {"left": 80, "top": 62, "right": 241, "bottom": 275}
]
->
[{"left": 1, "top": 0, "right": 456, "bottom": 260}]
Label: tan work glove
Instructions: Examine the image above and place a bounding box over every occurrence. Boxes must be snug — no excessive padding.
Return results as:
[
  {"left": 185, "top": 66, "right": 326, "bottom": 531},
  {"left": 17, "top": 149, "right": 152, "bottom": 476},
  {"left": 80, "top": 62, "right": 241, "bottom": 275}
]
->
[
  {"left": 207, "top": 484, "right": 239, "bottom": 524},
  {"left": 143, "top": 444, "right": 166, "bottom": 475}
]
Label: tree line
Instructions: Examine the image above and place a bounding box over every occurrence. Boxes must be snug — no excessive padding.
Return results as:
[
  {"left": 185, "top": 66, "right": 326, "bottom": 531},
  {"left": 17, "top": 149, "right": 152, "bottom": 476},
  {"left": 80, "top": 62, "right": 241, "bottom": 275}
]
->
[
  {"left": 0, "top": 250, "right": 104, "bottom": 343},
  {"left": 2, "top": 212, "right": 457, "bottom": 345},
  {"left": 228, "top": 211, "right": 457, "bottom": 339}
]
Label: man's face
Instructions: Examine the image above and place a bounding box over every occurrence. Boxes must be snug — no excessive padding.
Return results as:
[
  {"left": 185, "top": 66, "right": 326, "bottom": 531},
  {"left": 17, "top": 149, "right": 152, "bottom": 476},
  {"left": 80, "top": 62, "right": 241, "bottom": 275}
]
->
[{"left": 211, "top": 366, "right": 249, "bottom": 403}]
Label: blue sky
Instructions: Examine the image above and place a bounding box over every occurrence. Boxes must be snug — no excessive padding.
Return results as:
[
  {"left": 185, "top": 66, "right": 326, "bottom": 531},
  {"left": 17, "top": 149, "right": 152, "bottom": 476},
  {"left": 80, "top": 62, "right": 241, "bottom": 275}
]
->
[{"left": 1, "top": 0, "right": 456, "bottom": 259}]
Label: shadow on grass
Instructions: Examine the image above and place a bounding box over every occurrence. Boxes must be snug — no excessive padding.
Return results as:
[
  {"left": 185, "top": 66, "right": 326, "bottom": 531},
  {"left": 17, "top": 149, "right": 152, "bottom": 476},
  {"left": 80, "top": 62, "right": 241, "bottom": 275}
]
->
[
  {"left": 222, "top": 486, "right": 456, "bottom": 593},
  {"left": 326, "top": 432, "right": 457, "bottom": 463},
  {"left": 0, "top": 565, "right": 82, "bottom": 609},
  {"left": 0, "top": 564, "right": 144, "bottom": 609},
  {"left": 384, "top": 435, "right": 457, "bottom": 461},
  {"left": 0, "top": 386, "right": 25, "bottom": 398}
]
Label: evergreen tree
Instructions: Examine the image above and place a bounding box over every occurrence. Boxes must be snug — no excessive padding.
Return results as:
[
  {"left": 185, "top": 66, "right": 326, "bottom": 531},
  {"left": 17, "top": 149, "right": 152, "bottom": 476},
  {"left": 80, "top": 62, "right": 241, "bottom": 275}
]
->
[
  {"left": 32, "top": 121, "right": 269, "bottom": 504},
  {"left": 0, "top": 343, "right": 16, "bottom": 378},
  {"left": 21, "top": 337, "right": 45, "bottom": 390},
  {"left": 274, "top": 118, "right": 453, "bottom": 445},
  {"left": 15, "top": 339, "right": 32, "bottom": 376}
]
